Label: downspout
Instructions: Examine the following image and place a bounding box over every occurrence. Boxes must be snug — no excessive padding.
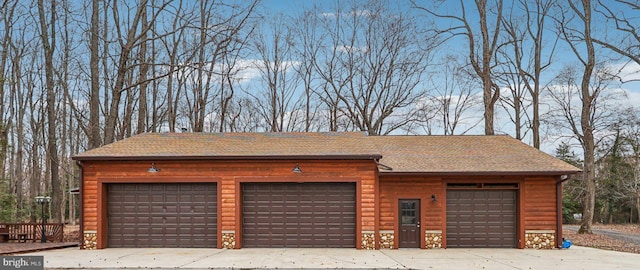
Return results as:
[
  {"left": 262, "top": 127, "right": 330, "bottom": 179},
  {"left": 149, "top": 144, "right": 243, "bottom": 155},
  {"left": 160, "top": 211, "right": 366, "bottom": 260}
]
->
[
  {"left": 556, "top": 175, "right": 571, "bottom": 248},
  {"left": 76, "top": 160, "right": 84, "bottom": 249}
]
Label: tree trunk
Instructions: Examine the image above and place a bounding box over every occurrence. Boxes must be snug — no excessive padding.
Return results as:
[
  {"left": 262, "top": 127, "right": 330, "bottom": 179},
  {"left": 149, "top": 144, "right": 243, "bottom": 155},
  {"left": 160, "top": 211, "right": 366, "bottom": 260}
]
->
[
  {"left": 137, "top": 6, "right": 148, "bottom": 134},
  {"left": 532, "top": 94, "right": 540, "bottom": 148},
  {"left": 103, "top": 0, "right": 148, "bottom": 144},
  {"left": 0, "top": 2, "right": 14, "bottom": 185},
  {"left": 89, "top": 0, "right": 101, "bottom": 149},
  {"left": 636, "top": 196, "right": 640, "bottom": 224},
  {"left": 477, "top": 0, "right": 502, "bottom": 135},
  {"left": 37, "top": 0, "right": 62, "bottom": 223},
  {"left": 577, "top": 0, "right": 596, "bottom": 234}
]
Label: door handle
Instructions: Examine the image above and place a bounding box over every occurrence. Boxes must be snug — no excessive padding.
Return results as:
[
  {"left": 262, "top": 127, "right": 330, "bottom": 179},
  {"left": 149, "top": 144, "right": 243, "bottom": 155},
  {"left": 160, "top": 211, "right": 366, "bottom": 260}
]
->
[{"left": 416, "top": 221, "right": 420, "bottom": 228}]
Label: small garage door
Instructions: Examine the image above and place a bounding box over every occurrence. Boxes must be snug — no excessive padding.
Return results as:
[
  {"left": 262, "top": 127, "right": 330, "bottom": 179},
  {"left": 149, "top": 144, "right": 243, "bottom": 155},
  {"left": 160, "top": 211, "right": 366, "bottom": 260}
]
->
[
  {"left": 107, "top": 183, "right": 217, "bottom": 248},
  {"left": 446, "top": 190, "right": 516, "bottom": 248},
  {"left": 242, "top": 182, "right": 356, "bottom": 248}
]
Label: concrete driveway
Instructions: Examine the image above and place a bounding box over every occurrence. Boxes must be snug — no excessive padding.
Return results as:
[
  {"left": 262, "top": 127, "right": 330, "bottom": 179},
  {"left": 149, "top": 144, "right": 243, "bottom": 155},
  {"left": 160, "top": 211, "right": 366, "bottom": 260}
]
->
[{"left": 21, "top": 246, "right": 640, "bottom": 269}]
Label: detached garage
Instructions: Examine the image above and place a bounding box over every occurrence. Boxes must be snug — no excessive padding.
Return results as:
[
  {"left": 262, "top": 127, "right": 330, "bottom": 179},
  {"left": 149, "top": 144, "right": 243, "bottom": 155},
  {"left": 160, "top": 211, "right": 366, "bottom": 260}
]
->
[{"left": 73, "top": 132, "right": 579, "bottom": 250}]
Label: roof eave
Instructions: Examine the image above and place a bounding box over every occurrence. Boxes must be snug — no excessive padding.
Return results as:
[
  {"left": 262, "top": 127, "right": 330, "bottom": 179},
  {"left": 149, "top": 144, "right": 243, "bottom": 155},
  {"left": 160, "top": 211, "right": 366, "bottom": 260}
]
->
[
  {"left": 379, "top": 170, "right": 582, "bottom": 176},
  {"left": 72, "top": 154, "right": 383, "bottom": 161}
]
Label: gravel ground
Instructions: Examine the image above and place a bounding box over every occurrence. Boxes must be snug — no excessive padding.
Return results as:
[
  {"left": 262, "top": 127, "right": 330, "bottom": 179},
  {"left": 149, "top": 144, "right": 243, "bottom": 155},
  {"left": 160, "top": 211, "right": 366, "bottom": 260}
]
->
[{"left": 564, "top": 224, "right": 640, "bottom": 254}]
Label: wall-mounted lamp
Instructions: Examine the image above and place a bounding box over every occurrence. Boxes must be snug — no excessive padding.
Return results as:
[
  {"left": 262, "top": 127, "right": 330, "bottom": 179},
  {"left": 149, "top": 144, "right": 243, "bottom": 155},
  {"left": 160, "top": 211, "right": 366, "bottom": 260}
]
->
[
  {"left": 292, "top": 163, "right": 302, "bottom": 173},
  {"left": 431, "top": 194, "right": 437, "bottom": 202},
  {"left": 147, "top": 163, "right": 161, "bottom": 173}
]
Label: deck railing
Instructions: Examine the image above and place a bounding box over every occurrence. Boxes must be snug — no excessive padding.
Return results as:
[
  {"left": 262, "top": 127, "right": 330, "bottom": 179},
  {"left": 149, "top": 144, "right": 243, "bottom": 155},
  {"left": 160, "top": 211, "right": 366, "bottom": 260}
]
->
[{"left": 0, "top": 223, "right": 64, "bottom": 243}]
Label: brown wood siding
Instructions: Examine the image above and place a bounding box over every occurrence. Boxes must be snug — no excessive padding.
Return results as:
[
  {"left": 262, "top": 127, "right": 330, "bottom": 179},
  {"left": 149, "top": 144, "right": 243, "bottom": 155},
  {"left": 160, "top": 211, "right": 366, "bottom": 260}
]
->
[
  {"left": 523, "top": 178, "right": 557, "bottom": 230},
  {"left": 81, "top": 159, "right": 377, "bottom": 249},
  {"left": 83, "top": 170, "right": 98, "bottom": 230},
  {"left": 379, "top": 176, "right": 443, "bottom": 233}
]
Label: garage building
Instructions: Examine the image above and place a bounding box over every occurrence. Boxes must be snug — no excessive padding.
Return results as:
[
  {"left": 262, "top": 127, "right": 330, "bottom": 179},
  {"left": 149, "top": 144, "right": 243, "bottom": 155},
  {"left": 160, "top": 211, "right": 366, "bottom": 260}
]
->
[{"left": 73, "top": 132, "right": 579, "bottom": 249}]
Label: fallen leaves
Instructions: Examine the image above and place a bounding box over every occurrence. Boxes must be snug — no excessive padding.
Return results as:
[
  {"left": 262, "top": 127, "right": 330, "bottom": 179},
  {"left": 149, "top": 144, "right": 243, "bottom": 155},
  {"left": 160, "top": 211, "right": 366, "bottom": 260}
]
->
[{"left": 563, "top": 224, "right": 640, "bottom": 254}]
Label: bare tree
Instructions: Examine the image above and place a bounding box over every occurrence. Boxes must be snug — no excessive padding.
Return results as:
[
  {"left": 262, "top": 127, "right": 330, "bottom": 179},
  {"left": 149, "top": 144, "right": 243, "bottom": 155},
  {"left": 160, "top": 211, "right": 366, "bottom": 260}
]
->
[
  {"left": 593, "top": 0, "right": 640, "bottom": 82},
  {"left": 101, "top": 0, "right": 177, "bottom": 143},
  {"left": 214, "top": 38, "right": 247, "bottom": 132},
  {"left": 291, "top": 9, "right": 322, "bottom": 132},
  {"left": 2, "top": 0, "right": 21, "bottom": 212},
  {"left": 37, "top": 0, "right": 63, "bottom": 222},
  {"left": 9, "top": 32, "right": 41, "bottom": 221},
  {"left": 103, "top": 0, "right": 150, "bottom": 143},
  {"left": 415, "top": 0, "right": 504, "bottom": 135},
  {"left": 621, "top": 110, "right": 640, "bottom": 223},
  {"left": 498, "top": 0, "right": 556, "bottom": 145},
  {"left": 88, "top": 0, "right": 101, "bottom": 149},
  {"left": 136, "top": 5, "right": 149, "bottom": 135},
  {"left": 313, "top": 1, "right": 434, "bottom": 135},
  {"left": 180, "top": 0, "right": 258, "bottom": 132},
  {"left": 249, "top": 14, "right": 302, "bottom": 132},
  {"left": 521, "top": 0, "right": 556, "bottom": 148},
  {"left": 0, "top": 0, "right": 17, "bottom": 181},
  {"left": 556, "top": 0, "right": 598, "bottom": 234},
  {"left": 158, "top": 0, "right": 188, "bottom": 132},
  {"left": 545, "top": 62, "right": 625, "bottom": 233},
  {"left": 429, "top": 55, "right": 482, "bottom": 135}
]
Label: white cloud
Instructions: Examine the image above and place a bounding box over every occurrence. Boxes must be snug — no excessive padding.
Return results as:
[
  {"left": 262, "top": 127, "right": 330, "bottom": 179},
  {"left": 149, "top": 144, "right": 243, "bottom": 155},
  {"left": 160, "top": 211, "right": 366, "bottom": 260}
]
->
[
  {"left": 336, "top": 45, "right": 368, "bottom": 53},
  {"left": 607, "top": 61, "right": 640, "bottom": 82},
  {"left": 321, "top": 9, "right": 373, "bottom": 18},
  {"left": 250, "top": 60, "right": 301, "bottom": 74},
  {"left": 170, "top": 59, "right": 300, "bottom": 86}
]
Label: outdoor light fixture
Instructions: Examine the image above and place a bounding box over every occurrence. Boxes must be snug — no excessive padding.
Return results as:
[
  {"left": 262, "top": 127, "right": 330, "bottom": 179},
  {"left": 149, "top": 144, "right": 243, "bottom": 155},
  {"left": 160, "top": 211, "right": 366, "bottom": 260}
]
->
[
  {"left": 147, "top": 163, "right": 161, "bottom": 173},
  {"left": 292, "top": 163, "right": 302, "bottom": 173},
  {"left": 35, "top": 196, "right": 51, "bottom": 243},
  {"left": 431, "top": 194, "right": 437, "bottom": 202}
]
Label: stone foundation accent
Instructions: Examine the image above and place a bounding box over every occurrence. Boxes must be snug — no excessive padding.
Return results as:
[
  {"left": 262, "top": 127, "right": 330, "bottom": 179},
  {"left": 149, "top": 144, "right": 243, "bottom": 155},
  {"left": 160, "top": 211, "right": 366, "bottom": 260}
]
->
[
  {"left": 83, "top": 231, "right": 97, "bottom": 250},
  {"left": 525, "top": 230, "right": 555, "bottom": 249},
  {"left": 424, "top": 230, "right": 442, "bottom": 249},
  {"left": 361, "top": 231, "right": 375, "bottom": 250},
  {"left": 379, "top": 230, "right": 394, "bottom": 249},
  {"left": 221, "top": 231, "right": 236, "bottom": 249}
]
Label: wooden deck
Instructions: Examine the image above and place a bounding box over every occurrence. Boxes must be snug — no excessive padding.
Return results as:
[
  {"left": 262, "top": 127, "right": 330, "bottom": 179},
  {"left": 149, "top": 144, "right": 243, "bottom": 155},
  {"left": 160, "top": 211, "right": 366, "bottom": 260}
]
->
[
  {"left": 0, "top": 242, "right": 79, "bottom": 255},
  {"left": 0, "top": 223, "right": 64, "bottom": 243}
]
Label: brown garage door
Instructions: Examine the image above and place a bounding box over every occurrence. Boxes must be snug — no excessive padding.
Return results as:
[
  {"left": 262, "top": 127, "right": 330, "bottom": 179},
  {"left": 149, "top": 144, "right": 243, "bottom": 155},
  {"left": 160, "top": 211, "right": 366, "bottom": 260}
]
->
[
  {"left": 107, "top": 183, "right": 217, "bottom": 248},
  {"left": 446, "top": 189, "right": 516, "bottom": 248},
  {"left": 242, "top": 182, "right": 356, "bottom": 248}
]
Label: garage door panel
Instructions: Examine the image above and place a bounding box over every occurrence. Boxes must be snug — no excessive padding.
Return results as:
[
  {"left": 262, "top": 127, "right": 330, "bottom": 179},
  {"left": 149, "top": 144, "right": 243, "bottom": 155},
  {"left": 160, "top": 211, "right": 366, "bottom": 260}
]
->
[
  {"left": 242, "top": 182, "right": 356, "bottom": 248},
  {"left": 447, "top": 190, "right": 516, "bottom": 248},
  {"left": 108, "top": 183, "right": 217, "bottom": 248}
]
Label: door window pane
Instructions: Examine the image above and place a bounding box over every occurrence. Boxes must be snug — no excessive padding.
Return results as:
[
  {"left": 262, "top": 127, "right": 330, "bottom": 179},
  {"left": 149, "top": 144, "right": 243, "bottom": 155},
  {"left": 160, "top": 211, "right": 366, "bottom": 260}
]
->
[{"left": 401, "top": 202, "right": 416, "bottom": 225}]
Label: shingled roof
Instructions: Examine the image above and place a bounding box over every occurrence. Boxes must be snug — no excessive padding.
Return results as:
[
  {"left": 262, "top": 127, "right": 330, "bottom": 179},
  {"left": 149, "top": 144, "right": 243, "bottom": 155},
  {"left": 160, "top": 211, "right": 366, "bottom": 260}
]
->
[
  {"left": 73, "top": 132, "right": 381, "bottom": 160},
  {"left": 369, "top": 135, "right": 580, "bottom": 175},
  {"left": 73, "top": 132, "right": 580, "bottom": 175}
]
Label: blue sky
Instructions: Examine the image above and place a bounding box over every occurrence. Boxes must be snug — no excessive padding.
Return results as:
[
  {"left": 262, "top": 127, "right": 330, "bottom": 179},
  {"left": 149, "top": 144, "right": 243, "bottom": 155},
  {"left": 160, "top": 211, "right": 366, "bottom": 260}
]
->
[{"left": 251, "top": 0, "right": 640, "bottom": 155}]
